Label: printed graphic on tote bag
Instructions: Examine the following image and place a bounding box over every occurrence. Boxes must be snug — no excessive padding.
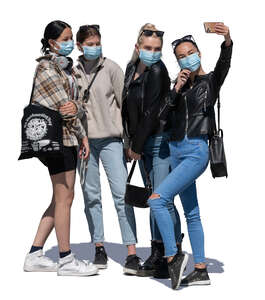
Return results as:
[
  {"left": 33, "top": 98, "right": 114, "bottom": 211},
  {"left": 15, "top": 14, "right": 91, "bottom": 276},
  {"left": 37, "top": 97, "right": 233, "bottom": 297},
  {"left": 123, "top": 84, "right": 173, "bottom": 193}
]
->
[{"left": 21, "top": 113, "right": 60, "bottom": 153}]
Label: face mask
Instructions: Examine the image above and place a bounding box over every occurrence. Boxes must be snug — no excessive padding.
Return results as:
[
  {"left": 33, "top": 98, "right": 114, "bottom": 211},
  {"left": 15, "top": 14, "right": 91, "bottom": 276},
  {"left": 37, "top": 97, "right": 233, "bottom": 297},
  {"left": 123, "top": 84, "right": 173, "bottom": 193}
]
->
[
  {"left": 178, "top": 52, "right": 201, "bottom": 72},
  {"left": 83, "top": 46, "right": 102, "bottom": 60},
  {"left": 55, "top": 40, "right": 74, "bottom": 56},
  {"left": 139, "top": 49, "right": 161, "bottom": 67}
]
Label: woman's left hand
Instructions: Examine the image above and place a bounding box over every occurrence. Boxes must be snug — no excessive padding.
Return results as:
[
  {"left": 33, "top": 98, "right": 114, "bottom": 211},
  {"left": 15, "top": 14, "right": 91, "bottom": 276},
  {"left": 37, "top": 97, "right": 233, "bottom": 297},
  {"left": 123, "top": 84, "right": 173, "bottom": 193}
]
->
[
  {"left": 59, "top": 101, "right": 77, "bottom": 116},
  {"left": 79, "top": 136, "right": 90, "bottom": 159},
  {"left": 214, "top": 23, "right": 231, "bottom": 46},
  {"left": 129, "top": 148, "right": 141, "bottom": 161}
]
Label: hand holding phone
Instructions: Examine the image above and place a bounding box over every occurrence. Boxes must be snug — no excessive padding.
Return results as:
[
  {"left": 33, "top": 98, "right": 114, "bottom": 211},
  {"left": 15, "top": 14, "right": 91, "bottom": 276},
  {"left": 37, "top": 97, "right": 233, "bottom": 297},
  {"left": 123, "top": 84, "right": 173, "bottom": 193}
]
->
[
  {"left": 204, "top": 22, "right": 231, "bottom": 46},
  {"left": 204, "top": 22, "right": 223, "bottom": 33}
]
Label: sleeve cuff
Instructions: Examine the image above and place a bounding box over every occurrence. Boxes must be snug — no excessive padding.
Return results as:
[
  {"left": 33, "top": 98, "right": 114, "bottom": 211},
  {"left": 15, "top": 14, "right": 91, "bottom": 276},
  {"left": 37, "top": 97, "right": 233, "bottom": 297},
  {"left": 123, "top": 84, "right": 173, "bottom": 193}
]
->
[{"left": 220, "top": 40, "right": 233, "bottom": 59}]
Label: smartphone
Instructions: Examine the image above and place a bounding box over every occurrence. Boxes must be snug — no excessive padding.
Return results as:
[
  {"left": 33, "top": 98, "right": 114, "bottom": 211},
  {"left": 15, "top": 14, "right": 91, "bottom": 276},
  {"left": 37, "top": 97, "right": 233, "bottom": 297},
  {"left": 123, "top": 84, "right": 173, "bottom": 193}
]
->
[{"left": 204, "top": 22, "right": 222, "bottom": 33}]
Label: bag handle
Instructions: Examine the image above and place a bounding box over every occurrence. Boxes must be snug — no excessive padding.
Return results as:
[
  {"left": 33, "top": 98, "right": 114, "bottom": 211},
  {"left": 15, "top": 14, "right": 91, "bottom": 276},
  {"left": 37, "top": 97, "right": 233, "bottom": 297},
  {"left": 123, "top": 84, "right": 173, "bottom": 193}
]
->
[
  {"left": 29, "top": 67, "right": 40, "bottom": 105},
  {"left": 216, "top": 93, "right": 222, "bottom": 136},
  {"left": 216, "top": 93, "right": 220, "bottom": 131},
  {"left": 83, "top": 57, "right": 106, "bottom": 102},
  {"left": 127, "top": 158, "right": 152, "bottom": 189}
]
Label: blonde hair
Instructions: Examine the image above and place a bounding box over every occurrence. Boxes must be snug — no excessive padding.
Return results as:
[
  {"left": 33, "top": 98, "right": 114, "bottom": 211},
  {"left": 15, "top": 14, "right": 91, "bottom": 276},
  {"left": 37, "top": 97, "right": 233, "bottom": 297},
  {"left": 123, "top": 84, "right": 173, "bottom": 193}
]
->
[{"left": 130, "top": 23, "right": 163, "bottom": 63}]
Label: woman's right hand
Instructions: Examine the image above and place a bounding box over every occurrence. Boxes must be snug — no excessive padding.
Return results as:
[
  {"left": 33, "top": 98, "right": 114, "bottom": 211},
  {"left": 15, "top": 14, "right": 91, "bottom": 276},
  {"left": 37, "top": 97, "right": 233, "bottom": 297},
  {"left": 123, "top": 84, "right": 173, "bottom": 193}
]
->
[
  {"left": 128, "top": 148, "right": 141, "bottom": 161},
  {"left": 79, "top": 136, "right": 90, "bottom": 159},
  {"left": 175, "top": 69, "right": 191, "bottom": 92}
]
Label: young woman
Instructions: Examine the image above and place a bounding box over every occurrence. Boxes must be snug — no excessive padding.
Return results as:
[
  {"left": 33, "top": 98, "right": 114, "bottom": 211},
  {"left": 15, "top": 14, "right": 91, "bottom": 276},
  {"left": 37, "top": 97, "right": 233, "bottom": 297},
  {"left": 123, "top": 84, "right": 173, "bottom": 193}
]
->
[
  {"left": 122, "top": 23, "right": 182, "bottom": 278},
  {"left": 74, "top": 25, "right": 139, "bottom": 274},
  {"left": 23, "top": 20, "right": 98, "bottom": 277},
  {"left": 147, "top": 23, "right": 233, "bottom": 289}
]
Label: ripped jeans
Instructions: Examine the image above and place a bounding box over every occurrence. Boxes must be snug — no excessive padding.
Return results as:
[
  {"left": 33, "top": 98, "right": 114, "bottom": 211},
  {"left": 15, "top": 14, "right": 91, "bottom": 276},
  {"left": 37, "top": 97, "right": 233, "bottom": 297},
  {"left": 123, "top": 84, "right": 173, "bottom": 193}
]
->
[{"left": 147, "top": 135, "right": 209, "bottom": 263}]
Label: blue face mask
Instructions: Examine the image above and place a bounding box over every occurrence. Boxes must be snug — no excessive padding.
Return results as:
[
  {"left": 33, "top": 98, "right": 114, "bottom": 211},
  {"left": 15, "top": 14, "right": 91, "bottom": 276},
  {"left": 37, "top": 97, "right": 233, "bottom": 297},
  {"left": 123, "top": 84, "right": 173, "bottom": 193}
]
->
[
  {"left": 55, "top": 40, "right": 74, "bottom": 56},
  {"left": 178, "top": 52, "right": 201, "bottom": 72},
  {"left": 139, "top": 50, "right": 162, "bottom": 67},
  {"left": 83, "top": 46, "right": 102, "bottom": 60}
]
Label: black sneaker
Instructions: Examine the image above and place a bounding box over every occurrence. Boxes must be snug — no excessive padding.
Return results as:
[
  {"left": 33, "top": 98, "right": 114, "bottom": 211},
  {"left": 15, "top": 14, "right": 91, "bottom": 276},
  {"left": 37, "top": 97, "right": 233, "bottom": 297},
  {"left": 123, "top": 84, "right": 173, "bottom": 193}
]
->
[
  {"left": 181, "top": 268, "right": 211, "bottom": 286},
  {"left": 93, "top": 246, "right": 108, "bottom": 269},
  {"left": 167, "top": 252, "right": 189, "bottom": 290},
  {"left": 123, "top": 255, "right": 142, "bottom": 275}
]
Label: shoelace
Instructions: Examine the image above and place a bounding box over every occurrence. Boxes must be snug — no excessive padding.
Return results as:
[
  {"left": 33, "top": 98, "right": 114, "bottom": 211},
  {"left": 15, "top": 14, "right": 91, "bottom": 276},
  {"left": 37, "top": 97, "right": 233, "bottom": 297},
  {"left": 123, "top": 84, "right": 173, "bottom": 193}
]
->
[
  {"left": 74, "top": 258, "right": 90, "bottom": 267},
  {"left": 127, "top": 255, "right": 143, "bottom": 265},
  {"left": 36, "top": 252, "right": 53, "bottom": 263},
  {"left": 96, "top": 248, "right": 107, "bottom": 257}
]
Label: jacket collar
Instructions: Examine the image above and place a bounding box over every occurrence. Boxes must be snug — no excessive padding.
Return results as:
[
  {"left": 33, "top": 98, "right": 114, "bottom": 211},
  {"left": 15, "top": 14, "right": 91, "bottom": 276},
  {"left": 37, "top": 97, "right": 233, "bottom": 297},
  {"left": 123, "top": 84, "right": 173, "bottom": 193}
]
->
[
  {"left": 77, "top": 55, "right": 105, "bottom": 74},
  {"left": 36, "top": 53, "right": 58, "bottom": 63}
]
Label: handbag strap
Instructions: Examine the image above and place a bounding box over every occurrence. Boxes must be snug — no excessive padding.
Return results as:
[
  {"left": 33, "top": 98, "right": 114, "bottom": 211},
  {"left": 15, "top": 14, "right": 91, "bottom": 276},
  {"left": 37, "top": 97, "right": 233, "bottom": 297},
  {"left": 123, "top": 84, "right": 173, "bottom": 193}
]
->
[
  {"left": 127, "top": 158, "right": 152, "bottom": 189},
  {"left": 83, "top": 57, "right": 106, "bottom": 102},
  {"left": 217, "top": 93, "right": 221, "bottom": 132}
]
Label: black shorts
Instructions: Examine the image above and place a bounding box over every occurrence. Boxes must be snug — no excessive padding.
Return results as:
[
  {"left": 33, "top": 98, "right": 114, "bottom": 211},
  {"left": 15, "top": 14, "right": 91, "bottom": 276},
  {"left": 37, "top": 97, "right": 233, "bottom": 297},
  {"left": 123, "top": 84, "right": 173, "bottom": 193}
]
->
[{"left": 39, "top": 146, "right": 77, "bottom": 175}]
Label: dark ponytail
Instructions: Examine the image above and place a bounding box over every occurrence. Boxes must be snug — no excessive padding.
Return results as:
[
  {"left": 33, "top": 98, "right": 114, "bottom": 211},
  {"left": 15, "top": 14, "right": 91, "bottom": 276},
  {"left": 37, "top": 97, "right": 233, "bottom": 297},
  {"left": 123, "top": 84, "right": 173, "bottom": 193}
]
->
[{"left": 41, "top": 20, "right": 71, "bottom": 54}]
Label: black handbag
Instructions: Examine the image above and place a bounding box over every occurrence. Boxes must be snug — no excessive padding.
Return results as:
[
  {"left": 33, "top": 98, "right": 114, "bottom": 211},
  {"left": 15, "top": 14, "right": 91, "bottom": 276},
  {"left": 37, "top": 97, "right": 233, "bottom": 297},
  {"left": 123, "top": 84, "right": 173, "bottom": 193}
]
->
[
  {"left": 209, "top": 95, "right": 228, "bottom": 178},
  {"left": 125, "top": 159, "right": 152, "bottom": 208},
  {"left": 18, "top": 71, "right": 64, "bottom": 161}
]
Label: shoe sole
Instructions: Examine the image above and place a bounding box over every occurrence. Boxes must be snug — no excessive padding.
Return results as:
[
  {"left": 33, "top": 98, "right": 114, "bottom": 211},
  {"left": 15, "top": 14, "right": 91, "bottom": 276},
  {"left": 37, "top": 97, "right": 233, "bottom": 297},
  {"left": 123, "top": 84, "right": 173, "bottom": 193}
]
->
[
  {"left": 123, "top": 267, "right": 138, "bottom": 275},
  {"left": 181, "top": 280, "right": 211, "bottom": 286},
  {"left": 173, "top": 253, "right": 189, "bottom": 290},
  {"left": 57, "top": 269, "right": 99, "bottom": 276},
  {"left": 94, "top": 264, "right": 108, "bottom": 269},
  {"left": 23, "top": 267, "right": 57, "bottom": 272},
  {"left": 153, "top": 273, "right": 170, "bottom": 279},
  {"left": 137, "top": 269, "right": 155, "bottom": 277}
]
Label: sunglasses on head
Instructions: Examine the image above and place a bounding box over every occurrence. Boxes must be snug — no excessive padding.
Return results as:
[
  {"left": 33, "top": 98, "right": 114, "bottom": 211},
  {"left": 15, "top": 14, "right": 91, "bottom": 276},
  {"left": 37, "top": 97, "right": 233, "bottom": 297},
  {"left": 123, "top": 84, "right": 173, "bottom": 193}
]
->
[
  {"left": 79, "top": 24, "right": 100, "bottom": 33},
  {"left": 171, "top": 35, "right": 197, "bottom": 51},
  {"left": 141, "top": 29, "right": 164, "bottom": 38}
]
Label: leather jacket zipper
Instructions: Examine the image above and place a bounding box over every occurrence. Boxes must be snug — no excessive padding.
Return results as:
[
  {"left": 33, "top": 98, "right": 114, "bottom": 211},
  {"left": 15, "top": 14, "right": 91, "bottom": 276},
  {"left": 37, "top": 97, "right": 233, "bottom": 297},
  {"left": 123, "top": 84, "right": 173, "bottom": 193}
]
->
[{"left": 185, "top": 95, "right": 188, "bottom": 134}]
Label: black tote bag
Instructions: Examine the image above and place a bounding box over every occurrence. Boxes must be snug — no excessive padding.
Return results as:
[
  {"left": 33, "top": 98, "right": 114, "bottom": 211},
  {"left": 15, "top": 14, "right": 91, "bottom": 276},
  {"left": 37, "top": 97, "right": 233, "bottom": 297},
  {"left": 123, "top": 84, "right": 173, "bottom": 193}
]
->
[
  {"left": 18, "top": 72, "right": 64, "bottom": 160},
  {"left": 209, "top": 95, "right": 228, "bottom": 178},
  {"left": 125, "top": 160, "right": 152, "bottom": 208}
]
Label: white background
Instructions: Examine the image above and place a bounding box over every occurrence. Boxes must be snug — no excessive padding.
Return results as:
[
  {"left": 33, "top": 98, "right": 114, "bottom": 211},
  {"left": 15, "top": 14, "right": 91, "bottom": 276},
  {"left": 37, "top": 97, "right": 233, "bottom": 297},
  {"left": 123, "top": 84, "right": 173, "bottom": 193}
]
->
[{"left": 1, "top": 0, "right": 264, "bottom": 299}]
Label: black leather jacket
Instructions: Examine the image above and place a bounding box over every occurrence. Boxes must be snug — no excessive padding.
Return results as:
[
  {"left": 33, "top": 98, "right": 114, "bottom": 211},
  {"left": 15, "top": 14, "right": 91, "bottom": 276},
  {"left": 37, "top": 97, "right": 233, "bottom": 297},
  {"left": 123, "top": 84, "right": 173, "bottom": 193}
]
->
[
  {"left": 122, "top": 59, "right": 171, "bottom": 154},
  {"left": 169, "top": 41, "right": 233, "bottom": 141}
]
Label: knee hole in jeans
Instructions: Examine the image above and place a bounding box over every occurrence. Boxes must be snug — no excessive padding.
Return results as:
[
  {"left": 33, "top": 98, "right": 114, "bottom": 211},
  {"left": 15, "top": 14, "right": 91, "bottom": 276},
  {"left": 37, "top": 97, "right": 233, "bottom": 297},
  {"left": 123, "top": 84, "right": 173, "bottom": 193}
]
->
[{"left": 149, "top": 193, "right": 161, "bottom": 200}]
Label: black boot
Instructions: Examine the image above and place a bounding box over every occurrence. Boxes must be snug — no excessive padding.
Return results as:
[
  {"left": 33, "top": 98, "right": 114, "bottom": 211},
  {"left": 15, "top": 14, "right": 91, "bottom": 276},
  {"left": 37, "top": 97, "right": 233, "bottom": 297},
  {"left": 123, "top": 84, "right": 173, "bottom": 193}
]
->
[
  {"left": 154, "top": 233, "right": 185, "bottom": 279},
  {"left": 137, "top": 241, "right": 164, "bottom": 277}
]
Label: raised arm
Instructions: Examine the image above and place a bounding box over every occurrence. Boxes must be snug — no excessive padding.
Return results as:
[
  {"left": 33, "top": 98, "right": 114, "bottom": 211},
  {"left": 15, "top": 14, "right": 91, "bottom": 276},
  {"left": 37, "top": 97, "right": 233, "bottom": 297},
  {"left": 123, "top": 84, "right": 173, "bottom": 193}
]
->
[{"left": 212, "top": 23, "right": 233, "bottom": 100}]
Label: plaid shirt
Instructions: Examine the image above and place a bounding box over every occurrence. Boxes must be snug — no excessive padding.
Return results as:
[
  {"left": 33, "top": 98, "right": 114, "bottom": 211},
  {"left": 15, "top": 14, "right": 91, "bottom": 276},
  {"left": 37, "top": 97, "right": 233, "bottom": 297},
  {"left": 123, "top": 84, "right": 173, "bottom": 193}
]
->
[{"left": 32, "top": 55, "right": 86, "bottom": 147}]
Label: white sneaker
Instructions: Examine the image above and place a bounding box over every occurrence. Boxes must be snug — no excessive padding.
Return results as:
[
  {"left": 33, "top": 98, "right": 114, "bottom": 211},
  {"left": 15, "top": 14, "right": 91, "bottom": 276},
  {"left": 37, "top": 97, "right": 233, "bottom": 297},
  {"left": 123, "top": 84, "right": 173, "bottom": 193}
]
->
[
  {"left": 57, "top": 253, "right": 98, "bottom": 276},
  {"left": 23, "top": 249, "right": 57, "bottom": 272}
]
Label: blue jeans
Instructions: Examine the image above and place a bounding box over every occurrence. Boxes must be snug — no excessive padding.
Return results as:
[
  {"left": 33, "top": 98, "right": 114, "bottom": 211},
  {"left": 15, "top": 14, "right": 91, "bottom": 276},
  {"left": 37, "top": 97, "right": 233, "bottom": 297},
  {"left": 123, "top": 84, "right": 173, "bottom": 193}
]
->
[
  {"left": 77, "top": 137, "right": 137, "bottom": 245},
  {"left": 139, "top": 132, "right": 182, "bottom": 242},
  {"left": 147, "top": 135, "right": 209, "bottom": 263}
]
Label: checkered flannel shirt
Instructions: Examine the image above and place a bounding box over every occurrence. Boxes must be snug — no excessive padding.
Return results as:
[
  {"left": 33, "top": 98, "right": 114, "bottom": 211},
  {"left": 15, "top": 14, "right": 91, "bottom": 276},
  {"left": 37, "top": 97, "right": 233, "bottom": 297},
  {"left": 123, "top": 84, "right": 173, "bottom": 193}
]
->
[{"left": 32, "top": 55, "right": 86, "bottom": 147}]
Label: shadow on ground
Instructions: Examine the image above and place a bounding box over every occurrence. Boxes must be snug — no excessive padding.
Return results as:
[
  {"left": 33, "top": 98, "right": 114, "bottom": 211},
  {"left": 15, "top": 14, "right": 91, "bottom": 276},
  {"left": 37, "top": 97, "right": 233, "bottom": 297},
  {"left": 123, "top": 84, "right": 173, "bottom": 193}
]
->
[{"left": 46, "top": 242, "right": 224, "bottom": 289}]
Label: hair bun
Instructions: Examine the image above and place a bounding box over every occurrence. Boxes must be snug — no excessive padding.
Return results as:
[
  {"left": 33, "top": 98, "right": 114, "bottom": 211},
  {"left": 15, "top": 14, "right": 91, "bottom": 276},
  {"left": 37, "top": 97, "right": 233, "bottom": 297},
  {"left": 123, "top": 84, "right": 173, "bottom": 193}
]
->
[{"left": 41, "top": 38, "right": 48, "bottom": 46}]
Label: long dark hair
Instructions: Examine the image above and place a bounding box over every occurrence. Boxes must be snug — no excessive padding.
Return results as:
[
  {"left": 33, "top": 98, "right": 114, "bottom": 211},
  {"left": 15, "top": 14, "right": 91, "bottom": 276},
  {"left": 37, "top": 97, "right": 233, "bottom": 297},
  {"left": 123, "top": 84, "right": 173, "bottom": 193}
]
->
[{"left": 41, "top": 20, "right": 71, "bottom": 54}]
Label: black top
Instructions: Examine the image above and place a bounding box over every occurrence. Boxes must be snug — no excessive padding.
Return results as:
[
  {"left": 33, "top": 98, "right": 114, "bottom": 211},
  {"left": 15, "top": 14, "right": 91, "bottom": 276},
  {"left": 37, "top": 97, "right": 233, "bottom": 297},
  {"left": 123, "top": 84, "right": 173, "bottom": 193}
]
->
[
  {"left": 122, "top": 59, "right": 171, "bottom": 154},
  {"left": 169, "top": 41, "right": 233, "bottom": 141}
]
